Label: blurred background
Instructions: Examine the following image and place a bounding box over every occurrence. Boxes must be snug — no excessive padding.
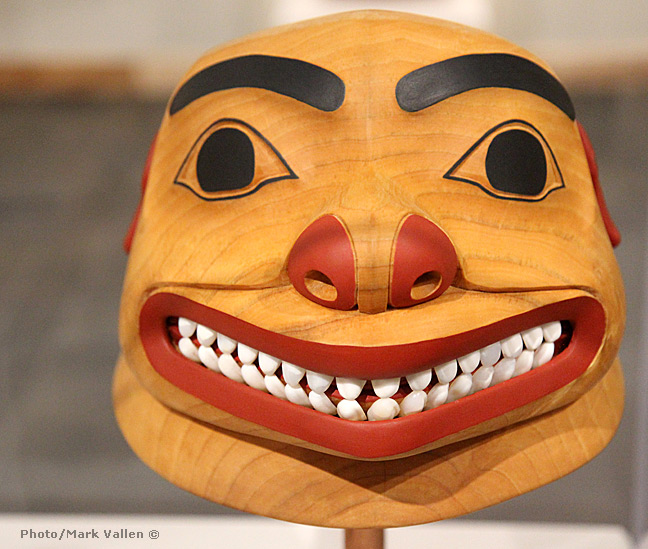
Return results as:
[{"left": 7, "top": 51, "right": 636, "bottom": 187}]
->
[{"left": 1, "top": 0, "right": 646, "bottom": 546}]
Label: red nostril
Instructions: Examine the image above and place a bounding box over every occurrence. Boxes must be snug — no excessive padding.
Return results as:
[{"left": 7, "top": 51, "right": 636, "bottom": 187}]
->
[
  {"left": 287, "top": 215, "right": 356, "bottom": 310},
  {"left": 390, "top": 215, "right": 458, "bottom": 308}
]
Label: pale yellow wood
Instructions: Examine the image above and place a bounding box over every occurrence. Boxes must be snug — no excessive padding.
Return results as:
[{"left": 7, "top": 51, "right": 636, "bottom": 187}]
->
[
  {"left": 114, "top": 356, "right": 623, "bottom": 528},
  {"left": 114, "top": 11, "right": 626, "bottom": 526}
]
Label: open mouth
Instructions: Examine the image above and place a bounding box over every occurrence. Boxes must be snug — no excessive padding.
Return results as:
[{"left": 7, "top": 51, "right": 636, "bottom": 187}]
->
[
  {"left": 140, "top": 292, "right": 605, "bottom": 458},
  {"left": 167, "top": 316, "right": 572, "bottom": 420}
]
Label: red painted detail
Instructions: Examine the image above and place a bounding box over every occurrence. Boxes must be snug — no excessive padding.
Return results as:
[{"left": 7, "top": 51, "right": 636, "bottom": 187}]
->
[
  {"left": 390, "top": 215, "right": 458, "bottom": 308},
  {"left": 577, "top": 121, "right": 621, "bottom": 247},
  {"left": 123, "top": 134, "right": 157, "bottom": 253},
  {"left": 287, "top": 215, "right": 356, "bottom": 310},
  {"left": 140, "top": 292, "right": 605, "bottom": 458}
]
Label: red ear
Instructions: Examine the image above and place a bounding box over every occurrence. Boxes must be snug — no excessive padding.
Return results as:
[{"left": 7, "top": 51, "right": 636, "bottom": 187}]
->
[
  {"left": 577, "top": 121, "right": 621, "bottom": 247},
  {"left": 123, "top": 134, "right": 157, "bottom": 253}
]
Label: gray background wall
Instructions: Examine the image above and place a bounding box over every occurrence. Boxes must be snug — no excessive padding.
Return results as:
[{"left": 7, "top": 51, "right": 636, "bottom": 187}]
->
[{"left": 0, "top": 0, "right": 646, "bottom": 544}]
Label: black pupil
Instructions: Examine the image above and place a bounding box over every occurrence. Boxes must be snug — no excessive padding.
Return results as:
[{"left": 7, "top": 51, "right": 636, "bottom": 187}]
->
[
  {"left": 196, "top": 128, "right": 255, "bottom": 192},
  {"left": 485, "top": 129, "right": 547, "bottom": 196}
]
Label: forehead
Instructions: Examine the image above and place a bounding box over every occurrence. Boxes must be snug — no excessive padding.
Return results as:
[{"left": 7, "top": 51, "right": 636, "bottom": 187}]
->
[{"left": 178, "top": 12, "right": 549, "bottom": 96}]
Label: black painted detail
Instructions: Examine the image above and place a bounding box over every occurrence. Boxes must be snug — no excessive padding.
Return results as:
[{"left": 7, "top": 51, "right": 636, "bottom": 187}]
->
[
  {"left": 196, "top": 128, "right": 255, "bottom": 192},
  {"left": 396, "top": 53, "right": 575, "bottom": 120},
  {"left": 170, "top": 55, "right": 345, "bottom": 115},
  {"left": 174, "top": 118, "right": 297, "bottom": 201},
  {"left": 443, "top": 119, "right": 564, "bottom": 202},
  {"left": 485, "top": 130, "right": 547, "bottom": 196}
]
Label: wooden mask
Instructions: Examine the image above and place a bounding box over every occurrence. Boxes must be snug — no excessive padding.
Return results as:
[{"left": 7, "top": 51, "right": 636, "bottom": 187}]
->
[{"left": 114, "top": 11, "right": 625, "bottom": 527}]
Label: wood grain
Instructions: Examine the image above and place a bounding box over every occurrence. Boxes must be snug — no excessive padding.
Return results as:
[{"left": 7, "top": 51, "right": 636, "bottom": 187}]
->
[
  {"left": 114, "top": 11, "right": 626, "bottom": 526},
  {"left": 114, "top": 355, "right": 623, "bottom": 527}
]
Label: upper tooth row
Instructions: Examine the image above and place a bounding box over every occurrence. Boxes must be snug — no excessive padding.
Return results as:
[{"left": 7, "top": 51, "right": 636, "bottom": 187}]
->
[{"left": 174, "top": 318, "right": 562, "bottom": 421}]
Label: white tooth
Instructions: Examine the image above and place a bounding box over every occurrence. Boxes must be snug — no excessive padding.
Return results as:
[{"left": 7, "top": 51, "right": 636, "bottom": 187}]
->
[
  {"left": 425, "top": 383, "right": 449, "bottom": 409},
  {"left": 371, "top": 378, "right": 400, "bottom": 398},
  {"left": 241, "top": 364, "right": 267, "bottom": 391},
  {"left": 258, "top": 352, "right": 281, "bottom": 375},
  {"left": 196, "top": 324, "right": 217, "bottom": 346},
  {"left": 283, "top": 362, "right": 305, "bottom": 387},
  {"left": 501, "top": 333, "right": 523, "bottom": 358},
  {"left": 336, "top": 377, "right": 366, "bottom": 400},
  {"left": 533, "top": 342, "right": 555, "bottom": 368},
  {"left": 237, "top": 343, "right": 258, "bottom": 365},
  {"left": 399, "top": 390, "right": 427, "bottom": 416},
  {"left": 513, "top": 349, "right": 534, "bottom": 377},
  {"left": 521, "top": 327, "right": 543, "bottom": 350},
  {"left": 198, "top": 345, "right": 220, "bottom": 371},
  {"left": 337, "top": 399, "right": 367, "bottom": 421},
  {"left": 471, "top": 365, "right": 494, "bottom": 393},
  {"left": 491, "top": 358, "right": 516, "bottom": 386},
  {"left": 458, "top": 351, "right": 480, "bottom": 374},
  {"left": 406, "top": 369, "right": 432, "bottom": 391},
  {"left": 178, "top": 337, "right": 200, "bottom": 361},
  {"left": 542, "top": 321, "right": 562, "bottom": 343},
  {"left": 435, "top": 360, "right": 458, "bottom": 384},
  {"left": 309, "top": 391, "right": 337, "bottom": 415},
  {"left": 264, "top": 375, "right": 287, "bottom": 399},
  {"left": 178, "top": 317, "right": 197, "bottom": 338},
  {"left": 367, "top": 398, "right": 400, "bottom": 421},
  {"left": 218, "top": 353, "right": 244, "bottom": 382},
  {"left": 480, "top": 342, "right": 501, "bottom": 367},
  {"left": 217, "top": 333, "right": 237, "bottom": 354},
  {"left": 306, "top": 370, "right": 334, "bottom": 393},
  {"left": 285, "top": 384, "right": 312, "bottom": 407},
  {"left": 447, "top": 373, "right": 473, "bottom": 402}
]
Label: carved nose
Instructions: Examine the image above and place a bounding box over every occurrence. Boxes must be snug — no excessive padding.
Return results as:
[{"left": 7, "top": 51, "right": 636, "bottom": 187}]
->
[
  {"left": 389, "top": 215, "right": 458, "bottom": 308},
  {"left": 287, "top": 215, "right": 357, "bottom": 310},
  {"left": 287, "top": 214, "right": 458, "bottom": 311}
]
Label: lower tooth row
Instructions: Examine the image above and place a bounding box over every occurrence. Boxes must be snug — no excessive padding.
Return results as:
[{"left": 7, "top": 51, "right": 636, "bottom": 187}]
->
[{"left": 173, "top": 318, "right": 562, "bottom": 421}]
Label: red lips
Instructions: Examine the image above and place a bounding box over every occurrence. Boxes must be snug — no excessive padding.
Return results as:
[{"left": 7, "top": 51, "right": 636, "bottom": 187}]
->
[{"left": 140, "top": 292, "right": 605, "bottom": 458}]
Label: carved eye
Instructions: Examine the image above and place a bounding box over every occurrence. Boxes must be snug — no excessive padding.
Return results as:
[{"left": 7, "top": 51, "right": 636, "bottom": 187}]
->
[
  {"left": 175, "top": 118, "right": 296, "bottom": 201},
  {"left": 444, "top": 120, "right": 564, "bottom": 201}
]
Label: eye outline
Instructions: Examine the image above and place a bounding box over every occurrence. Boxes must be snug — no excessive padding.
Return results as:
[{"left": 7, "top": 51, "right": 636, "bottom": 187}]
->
[
  {"left": 443, "top": 119, "right": 565, "bottom": 202},
  {"left": 174, "top": 117, "right": 297, "bottom": 201}
]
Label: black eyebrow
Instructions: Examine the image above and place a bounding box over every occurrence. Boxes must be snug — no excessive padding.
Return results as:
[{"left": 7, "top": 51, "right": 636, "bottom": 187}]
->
[
  {"left": 396, "top": 53, "right": 575, "bottom": 120},
  {"left": 169, "top": 54, "right": 345, "bottom": 115}
]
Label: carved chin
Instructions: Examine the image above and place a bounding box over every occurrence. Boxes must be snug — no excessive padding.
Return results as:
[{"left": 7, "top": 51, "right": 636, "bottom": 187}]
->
[{"left": 139, "top": 292, "right": 605, "bottom": 459}]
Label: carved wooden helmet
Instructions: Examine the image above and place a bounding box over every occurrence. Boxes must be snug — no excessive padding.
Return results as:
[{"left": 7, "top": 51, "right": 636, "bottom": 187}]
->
[{"left": 115, "top": 11, "right": 624, "bottom": 527}]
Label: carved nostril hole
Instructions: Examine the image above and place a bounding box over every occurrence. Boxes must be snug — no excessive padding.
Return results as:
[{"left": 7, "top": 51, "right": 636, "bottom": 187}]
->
[
  {"left": 410, "top": 271, "right": 442, "bottom": 301},
  {"left": 304, "top": 270, "right": 338, "bottom": 302}
]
